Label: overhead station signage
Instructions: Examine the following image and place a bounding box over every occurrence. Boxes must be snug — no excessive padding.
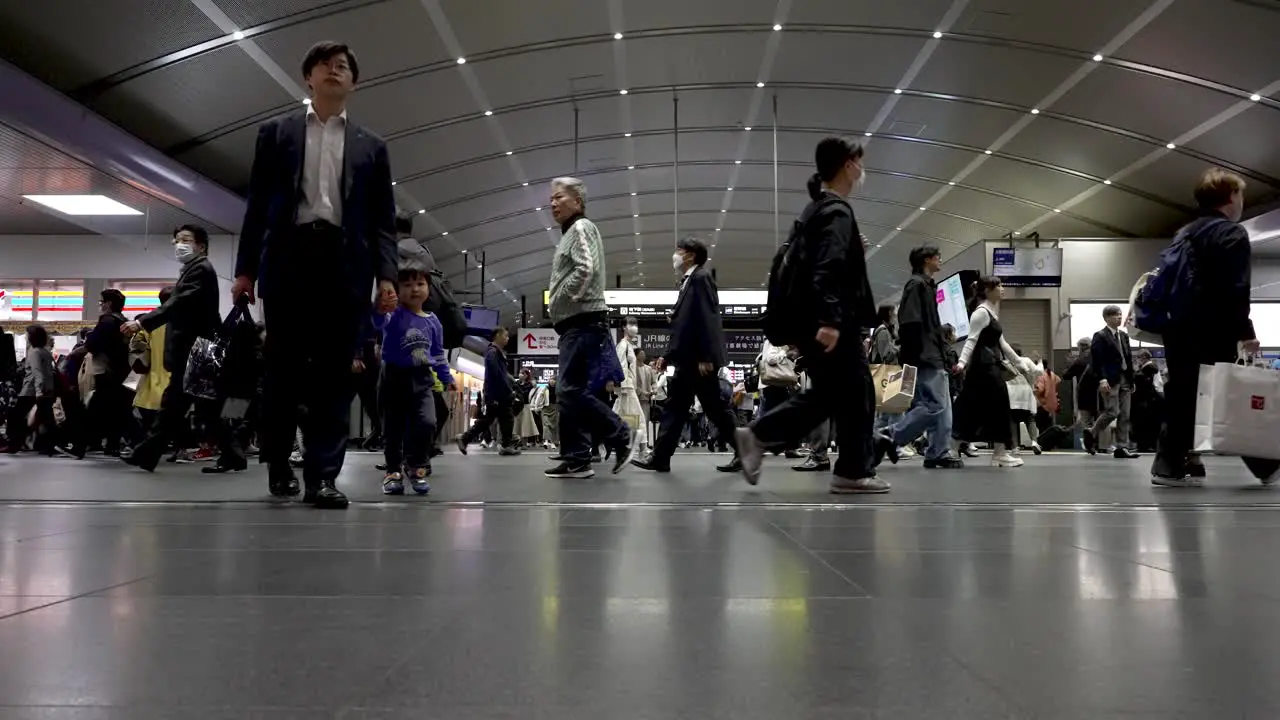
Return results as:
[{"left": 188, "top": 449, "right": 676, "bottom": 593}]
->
[{"left": 543, "top": 289, "right": 770, "bottom": 318}]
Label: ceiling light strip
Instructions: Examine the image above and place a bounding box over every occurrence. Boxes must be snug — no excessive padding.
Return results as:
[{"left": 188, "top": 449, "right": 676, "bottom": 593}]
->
[
  {"left": 185, "top": 0, "right": 306, "bottom": 101},
  {"left": 607, "top": 0, "right": 643, "bottom": 253}
]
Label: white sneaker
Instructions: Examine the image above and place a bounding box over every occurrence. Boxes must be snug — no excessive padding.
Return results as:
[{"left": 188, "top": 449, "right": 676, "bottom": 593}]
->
[
  {"left": 1031, "top": 441, "right": 1043, "bottom": 456},
  {"left": 991, "top": 452, "right": 1024, "bottom": 468},
  {"left": 899, "top": 445, "right": 918, "bottom": 459}
]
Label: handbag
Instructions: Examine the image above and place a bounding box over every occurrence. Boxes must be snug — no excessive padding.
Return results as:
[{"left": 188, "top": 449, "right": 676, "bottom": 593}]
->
[
  {"left": 998, "top": 360, "right": 1020, "bottom": 382},
  {"left": 758, "top": 341, "right": 798, "bottom": 388},
  {"left": 872, "top": 363, "right": 916, "bottom": 414},
  {"left": 1123, "top": 272, "right": 1163, "bottom": 345},
  {"left": 183, "top": 337, "right": 224, "bottom": 400},
  {"left": 129, "top": 331, "right": 151, "bottom": 374},
  {"left": 1193, "top": 360, "right": 1280, "bottom": 460}
]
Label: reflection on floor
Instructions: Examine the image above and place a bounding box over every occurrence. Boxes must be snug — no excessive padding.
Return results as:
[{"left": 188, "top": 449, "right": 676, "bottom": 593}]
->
[
  {"left": 0, "top": 451, "right": 1276, "bottom": 505},
  {"left": 3, "top": 499, "right": 1280, "bottom": 717}
]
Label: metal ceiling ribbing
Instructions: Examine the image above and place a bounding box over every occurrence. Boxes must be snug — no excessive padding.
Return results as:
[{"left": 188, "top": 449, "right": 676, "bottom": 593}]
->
[{"left": 2, "top": 0, "right": 1279, "bottom": 310}]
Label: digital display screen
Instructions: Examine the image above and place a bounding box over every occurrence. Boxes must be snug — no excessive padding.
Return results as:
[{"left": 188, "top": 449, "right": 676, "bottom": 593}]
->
[
  {"left": 991, "top": 247, "right": 1063, "bottom": 287},
  {"left": 935, "top": 272, "right": 970, "bottom": 341}
]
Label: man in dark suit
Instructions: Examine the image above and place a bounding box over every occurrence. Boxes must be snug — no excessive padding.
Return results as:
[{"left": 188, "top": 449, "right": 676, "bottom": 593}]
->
[
  {"left": 122, "top": 224, "right": 221, "bottom": 470},
  {"left": 1090, "top": 305, "right": 1139, "bottom": 459},
  {"left": 232, "top": 41, "right": 398, "bottom": 508},
  {"left": 632, "top": 236, "right": 739, "bottom": 473}
]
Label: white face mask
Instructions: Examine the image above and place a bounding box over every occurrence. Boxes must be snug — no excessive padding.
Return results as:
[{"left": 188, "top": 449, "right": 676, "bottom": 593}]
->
[
  {"left": 855, "top": 170, "right": 866, "bottom": 191},
  {"left": 671, "top": 252, "right": 684, "bottom": 271},
  {"left": 174, "top": 242, "right": 198, "bottom": 263}
]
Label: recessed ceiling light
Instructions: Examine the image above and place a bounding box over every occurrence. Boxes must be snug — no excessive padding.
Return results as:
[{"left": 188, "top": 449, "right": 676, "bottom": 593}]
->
[
  {"left": 391, "top": 181, "right": 397, "bottom": 186},
  {"left": 441, "top": 231, "right": 448, "bottom": 236},
  {"left": 546, "top": 226, "right": 552, "bottom": 230},
  {"left": 302, "top": 98, "right": 312, "bottom": 105},
  {"left": 727, "top": 187, "right": 733, "bottom": 191},
  {"left": 864, "top": 132, "right": 872, "bottom": 137},
  {"left": 894, "top": 88, "right": 903, "bottom": 94},
  {"left": 1030, "top": 108, "right": 1040, "bottom": 114},
  {"left": 756, "top": 82, "right": 765, "bottom": 88},
  {"left": 984, "top": 150, "right": 993, "bottom": 155},
  {"left": 919, "top": 206, "right": 926, "bottom": 210},
  {"left": 418, "top": 209, "right": 425, "bottom": 214},
  {"left": 735, "top": 160, "right": 742, "bottom": 164},
  {"left": 536, "top": 207, "right": 542, "bottom": 211},
  {"left": 631, "top": 191, "right": 637, "bottom": 196},
  {"left": 628, "top": 165, "right": 635, "bottom": 170},
  {"left": 637, "top": 260, "right": 643, "bottom": 264},
  {"left": 1012, "top": 231, "right": 1020, "bottom": 237},
  {"left": 720, "top": 209, "right": 727, "bottom": 213},
  {"left": 456, "top": 57, "right": 466, "bottom": 65},
  {"left": 484, "top": 110, "right": 493, "bottom": 116},
  {"left": 231, "top": 30, "right": 244, "bottom": 40},
  {"left": 744, "top": 126, "right": 752, "bottom": 131},
  {"left": 506, "top": 151, "right": 513, "bottom": 155},
  {"left": 773, "top": 23, "right": 782, "bottom": 31},
  {"left": 1053, "top": 208, "right": 1062, "bottom": 213},
  {"left": 1166, "top": 142, "right": 1176, "bottom": 149},
  {"left": 710, "top": 244, "right": 716, "bottom": 248},
  {"left": 522, "top": 182, "right": 529, "bottom": 186},
  {"left": 461, "top": 249, "right": 469, "bottom": 254},
  {"left": 948, "top": 181, "right": 956, "bottom": 186},
  {"left": 1092, "top": 53, "right": 1103, "bottom": 62},
  {"left": 933, "top": 31, "right": 943, "bottom": 39},
  {"left": 624, "top": 132, "right": 632, "bottom": 137},
  {"left": 634, "top": 232, "right": 640, "bottom": 235},
  {"left": 715, "top": 228, "right": 721, "bottom": 231},
  {"left": 1104, "top": 179, "right": 1113, "bottom": 185},
  {"left": 1250, "top": 93, "right": 1262, "bottom": 102},
  {"left": 614, "top": 32, "right": 623, "bottom": 40},
  {"left": 895, "top": 227, "right": 902, "bottom": 231},
  {"left": 619, "top": 89, "right": 628, "bottom": 95},
  {"left": 22, "top": 194, "right": 142, "bottom": 216},
  {"left": 633, "top": 214, "right": 638, "bottom": 218}
]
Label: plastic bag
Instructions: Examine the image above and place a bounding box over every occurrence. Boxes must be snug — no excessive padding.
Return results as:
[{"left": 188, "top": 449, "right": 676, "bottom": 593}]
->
[{"left": 183, "top": 337, "right": 224, "bottom": 400}]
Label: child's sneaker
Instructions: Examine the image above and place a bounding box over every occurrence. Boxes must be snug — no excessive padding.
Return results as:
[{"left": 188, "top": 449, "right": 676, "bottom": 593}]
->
[
  {"left": 409, "top": 467, "right": 431, "bottom": 495},
  {"left": 382, "top": 472, "right": 405, "bottom": 496}
]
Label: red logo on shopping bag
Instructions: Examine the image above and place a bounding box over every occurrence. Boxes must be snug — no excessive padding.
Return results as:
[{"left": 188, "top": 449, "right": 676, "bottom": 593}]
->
[{"left": 1251, "top": 396, "right": 1266, "bottom": 411}]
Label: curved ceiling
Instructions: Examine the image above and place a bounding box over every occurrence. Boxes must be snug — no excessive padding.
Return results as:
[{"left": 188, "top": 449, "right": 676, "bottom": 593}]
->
[{"left": 3, "top": 0, "right": 1279, "bottom": 316}]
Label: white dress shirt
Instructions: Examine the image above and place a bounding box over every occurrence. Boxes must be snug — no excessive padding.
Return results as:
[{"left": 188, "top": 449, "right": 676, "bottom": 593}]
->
[{"left": 297, "top": 106, "right": 346, "bottom": 226}]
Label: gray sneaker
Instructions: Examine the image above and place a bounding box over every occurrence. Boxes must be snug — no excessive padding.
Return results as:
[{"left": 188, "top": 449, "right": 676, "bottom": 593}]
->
[
  {"left": 735, "top": 427, "right": 764, "bottom": 486},
  {"left": 1151, "top": 474, "right": 1203, "bottom": 488},
  {"left": 829, "top": 476, "right": 891, "bottom": 494}
]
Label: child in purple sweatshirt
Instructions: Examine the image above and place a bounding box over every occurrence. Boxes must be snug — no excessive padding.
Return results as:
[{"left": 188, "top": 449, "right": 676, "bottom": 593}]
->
[{"left": 379, "top": 266, "right": 455, "bottom": 495}]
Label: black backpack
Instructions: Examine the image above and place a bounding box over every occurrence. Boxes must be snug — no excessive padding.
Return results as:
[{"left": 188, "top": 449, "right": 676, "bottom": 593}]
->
[
  {"left": 398, "top": 239, "right": 468, "bottom": 349},
  {"left": 762, "top": 195, "right": 850, "bottom": 346}
]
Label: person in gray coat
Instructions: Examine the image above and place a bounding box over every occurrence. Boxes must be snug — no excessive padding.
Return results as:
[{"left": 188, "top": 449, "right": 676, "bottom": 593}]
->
[{"left": 5, "top": 325, "right": 57, "bottom": 455}]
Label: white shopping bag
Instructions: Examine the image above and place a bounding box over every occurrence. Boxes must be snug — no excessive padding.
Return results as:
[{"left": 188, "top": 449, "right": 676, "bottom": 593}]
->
[{"left": 1193, "top": 362, "right": 1280, "bottom": 459}]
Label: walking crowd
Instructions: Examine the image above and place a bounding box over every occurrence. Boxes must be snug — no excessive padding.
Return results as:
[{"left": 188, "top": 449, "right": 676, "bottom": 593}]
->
[{"left": 2, "top": 40, "right": 1274, "bottom": 501}]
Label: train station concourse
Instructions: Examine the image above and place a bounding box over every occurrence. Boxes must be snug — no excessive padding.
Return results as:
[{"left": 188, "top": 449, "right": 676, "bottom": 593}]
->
[{"left": 2, "top": 0, "right": 1280, "bottom": 717}]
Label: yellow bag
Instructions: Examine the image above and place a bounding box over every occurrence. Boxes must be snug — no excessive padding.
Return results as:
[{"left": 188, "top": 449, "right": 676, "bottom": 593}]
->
[{"left": 871, "top": 363, "right": 917, "bottom": 414}]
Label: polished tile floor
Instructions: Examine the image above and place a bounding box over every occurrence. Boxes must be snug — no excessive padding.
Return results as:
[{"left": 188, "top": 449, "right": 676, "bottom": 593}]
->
[{"left": 3, "top": 498, "right": 1280, "bottom": 718}]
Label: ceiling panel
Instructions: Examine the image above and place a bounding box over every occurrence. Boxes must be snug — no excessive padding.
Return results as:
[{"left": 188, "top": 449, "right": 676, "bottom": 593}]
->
[
  {"left": 1069, "top": 187, "right": 1192, "bottom": 238},
  {"left": 1121, "top": 151, "right": 1271, "bottom": 217},
  {"left": 789, "top": 0, "right": 952, "bottom": 27},
  {"left": 911, "top": 41, "right": 1083, "bottom": 107},
  {"left": 624, "top": 0, "right": 778, "bottom": 29},
  {"left": 351, "top": 70, "right": 476, "bottom": 140},
  {"left": 442, "top": 0, "right": 609, "bottom": 57},
  {"left": 879, "top": 95, "right": 1024, "bottom": 150},
  {"left": 1053, "top": 65, "right": 1239, "bottom": 148},
  {"left": 89, "top": 49, "right": 296, "bottom": 150},
  {"left": 1120, "top": 0, "right": 1280, "bottom": 93},
  {"left": 1182, "top": 107, "right": 1280, "bottom": 187},
  {"left": 963, "top": 155, "right": 1099, "bottom": 208},
  {"left": 771, "top": 33, "right": 927, "bottom": 88},
  {"left": 0, "top": 0, "right": 221, "bottom": 91},
  {"left": 999, "top": 115, "right": 1152, "bottom": 184},
  {"left": 958, "top": 0, "right": 1155, "bottom": 52},
  {"left": 256, "top": 0, "right": 447, "bottom": 83},
  {"left": 931, "top": 187, "right": 1046, "bottom": 233}
]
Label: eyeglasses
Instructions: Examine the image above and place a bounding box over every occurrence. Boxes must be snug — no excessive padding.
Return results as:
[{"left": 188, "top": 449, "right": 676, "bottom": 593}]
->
[{"left": 319, "top": 58, "right": 351, "bottom": 74}]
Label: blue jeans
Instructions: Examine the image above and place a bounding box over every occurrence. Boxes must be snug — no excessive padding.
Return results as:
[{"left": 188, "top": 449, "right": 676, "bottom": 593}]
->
[
  {"left": 890, "top": 365, "right": 953, "bottom": 460},
  {"left": 556, "top": 322, "right": 629, "bottom": 463}
]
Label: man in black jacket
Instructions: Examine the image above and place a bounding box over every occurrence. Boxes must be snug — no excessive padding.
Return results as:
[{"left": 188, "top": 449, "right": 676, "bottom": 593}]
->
[
  {"left": 232, "top": 42, "right": 398, "bottom": 507},
  {"left": 737, "top": 136, "right": 884, "bottom": 493},
  {"left": 64, "top": 289, "right": 131, "bottom": 457},
  {"left": 876, "top": 246, "right": 963, "bottom": 469},
  {"left": 1090, "top": 305, "right": 1139, "bottom": 460},
  {"left": 632, "top": 236, "right": 739, "bottom": 473},
  {"left": 1152, "top": 168, "right": 1261, "bottom": 486},
  {"left": 123, "top": 224, "right": 221, "bottom": 471}
]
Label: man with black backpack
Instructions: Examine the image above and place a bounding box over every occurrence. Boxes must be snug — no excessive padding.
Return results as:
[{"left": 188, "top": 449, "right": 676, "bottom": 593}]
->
[
  {"left": 737, "top": 137, "right": 885, "bottom": 494},
  {"left": 1149, "top": 168, "right": 1260, "bottom": 487}
]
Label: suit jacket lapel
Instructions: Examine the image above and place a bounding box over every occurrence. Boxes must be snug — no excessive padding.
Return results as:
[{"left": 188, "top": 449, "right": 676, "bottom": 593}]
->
[
  {"left": 289, "top": 111, "right": 306, "bottom": 199},
  {"left": 343, "top": 123, "right": 360, "bottom": 205}
]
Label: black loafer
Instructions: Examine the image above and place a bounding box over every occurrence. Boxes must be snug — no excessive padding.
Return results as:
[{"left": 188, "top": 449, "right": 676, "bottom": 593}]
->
[
  {"left": 268, "top": 469, "right": 301, "bottom": 498},
  {"left": 717, "top": 457, "right": 743, "bottom": 473},
  {"left": 630, "top": 457, "right": 671, "bottom": 473},
  {"left": 311, "top": 485, "right": 349, "bottom": 509}
]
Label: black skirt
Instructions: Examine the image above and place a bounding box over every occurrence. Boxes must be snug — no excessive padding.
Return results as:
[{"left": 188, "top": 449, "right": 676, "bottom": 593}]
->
[{"left": 953, "top": 360, "right": 1013, "bottom": 446}]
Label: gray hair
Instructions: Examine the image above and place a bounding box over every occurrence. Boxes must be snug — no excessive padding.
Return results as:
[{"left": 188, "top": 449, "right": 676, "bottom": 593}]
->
[{"left": 551, "top": 176, "right": 587, "bottom": 207}]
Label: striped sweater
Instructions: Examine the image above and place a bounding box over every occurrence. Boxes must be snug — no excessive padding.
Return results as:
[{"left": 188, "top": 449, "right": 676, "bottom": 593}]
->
[{"left": 548, "top": 215, "right": 608, "bottom": 327}]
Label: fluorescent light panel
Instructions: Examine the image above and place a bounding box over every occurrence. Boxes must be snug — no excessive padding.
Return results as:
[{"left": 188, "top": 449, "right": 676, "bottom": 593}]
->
[{"left": 23, "top": 194, "right": 142, "bottom": 216}]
